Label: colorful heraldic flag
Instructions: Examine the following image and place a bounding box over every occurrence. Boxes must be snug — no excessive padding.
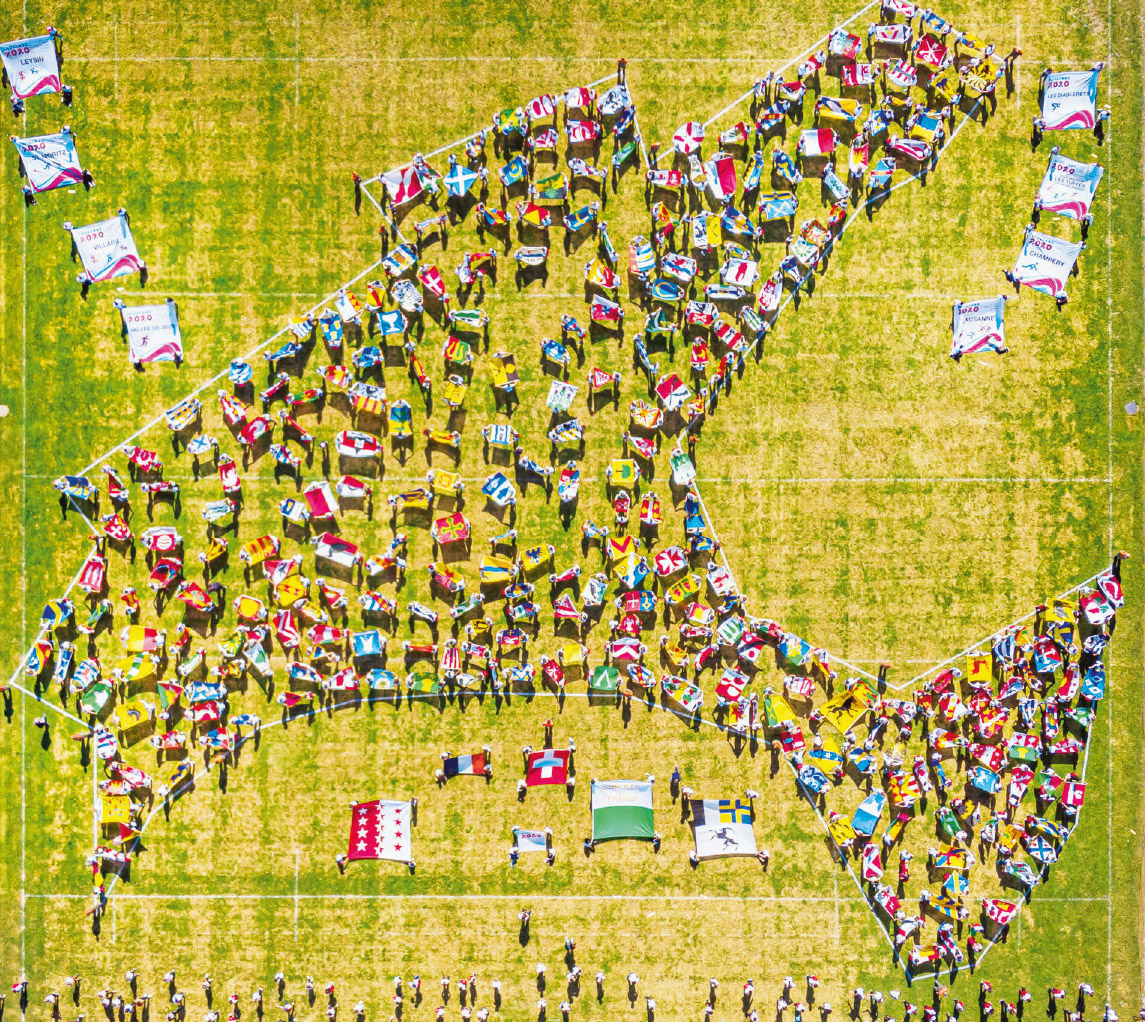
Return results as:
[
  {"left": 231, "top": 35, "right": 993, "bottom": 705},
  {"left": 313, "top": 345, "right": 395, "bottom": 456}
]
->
[
  {"left": 1011, "top": 230, "right": 1084, "bottom": 297},
  {"left": 513, "top": 827, "right": 549, "bottom": 853},
  {"left": 591, "top": 779, "right": 654, "bottom": 842},
  {"left": 526, "top": 748, "right": 569, "bottom": 786},
  {"left": 99, "top": 792, "right": 132, "bottom": 825},
  {"left": 0, "top": 33, "right": 62, "bottom": 98},
  {"left": 1036, "top": 153, "right": 1104, "bottom": 221},
  {"left": 690, "top": 798, "right": 758, "bottom": 859},
  {"left": 120, "top": 301, "right": 183, "bottom": 364},
  {"left": 1040, "top": 68, "right": 1101, "bottom": 130},
  {"left": 346, "top": 799, "right": 412, "bottom": 862},
  {"left": 69, "top": 212, "right": 144, "bottom": 282},
  {"left": 12, "top": 129, "right": 82, "bottom": 192},
  {"left": 950, "top": 296, "right": 1007, "bottom": 360},
  {"left": 444, "top": 752, "right": 486, "bottom": 778}
]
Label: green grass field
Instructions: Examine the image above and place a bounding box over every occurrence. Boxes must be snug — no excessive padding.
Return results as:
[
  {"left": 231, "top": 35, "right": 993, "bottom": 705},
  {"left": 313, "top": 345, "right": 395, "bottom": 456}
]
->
[{"left": 1, "top": 0, "right": 1143, "bottom": 1017}]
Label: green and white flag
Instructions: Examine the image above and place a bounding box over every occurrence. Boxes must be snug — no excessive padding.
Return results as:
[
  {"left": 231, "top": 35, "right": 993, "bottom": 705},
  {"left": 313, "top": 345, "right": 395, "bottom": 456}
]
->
[{"left": 591, "top": 779, "right": 654, "bottom": 842}]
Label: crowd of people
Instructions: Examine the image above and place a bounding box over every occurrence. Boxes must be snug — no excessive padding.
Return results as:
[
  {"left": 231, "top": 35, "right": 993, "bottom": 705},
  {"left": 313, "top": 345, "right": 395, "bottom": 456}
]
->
[{"left": 7, "top": 967, "right": 1140, "bottom": 1022}]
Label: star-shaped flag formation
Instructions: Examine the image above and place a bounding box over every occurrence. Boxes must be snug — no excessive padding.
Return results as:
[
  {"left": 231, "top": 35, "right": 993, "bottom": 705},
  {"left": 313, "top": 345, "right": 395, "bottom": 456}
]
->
[{"left": 346, "top": 799, "right": 413, "bottom": 862}]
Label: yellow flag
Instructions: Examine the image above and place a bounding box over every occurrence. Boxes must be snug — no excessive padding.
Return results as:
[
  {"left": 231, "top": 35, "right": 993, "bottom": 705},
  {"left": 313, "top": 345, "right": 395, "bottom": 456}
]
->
[
  {"left": 966, "top": 653, "right": 992, "bottom": 684},
  {"left": 100, "top": 793, "right": 132, "bottom": 825}
]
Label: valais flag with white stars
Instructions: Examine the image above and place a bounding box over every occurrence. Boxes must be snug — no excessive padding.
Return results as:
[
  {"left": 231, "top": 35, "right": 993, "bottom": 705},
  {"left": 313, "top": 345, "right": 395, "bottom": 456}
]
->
[{"left": 347, "top": 799, "right": 413, "bottom": 862}]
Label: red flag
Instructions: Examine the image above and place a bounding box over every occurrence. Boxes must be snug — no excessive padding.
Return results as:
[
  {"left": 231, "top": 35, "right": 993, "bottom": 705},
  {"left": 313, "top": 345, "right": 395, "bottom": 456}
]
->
[
  {"left": 526, "top": 749, "right": 570, "bottom": 786},
  {"left": 347, "top": 799, "right": 413, "bottom": 861}
]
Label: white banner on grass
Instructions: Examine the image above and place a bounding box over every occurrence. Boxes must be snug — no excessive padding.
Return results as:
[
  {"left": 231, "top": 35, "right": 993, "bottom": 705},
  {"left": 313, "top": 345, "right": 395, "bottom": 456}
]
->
[
  {"left": 12, "top": 128, "right": 82, "bottom": 192},
  {"left": 1035, "top": 152, "right": 1103, "bottom": 221},
  {"left": 512, "top": 827, "right": 549, "bottom": 853},
  {"left": 0, "top": 32, "right": 62, "bottom": 98},
  {"left": 118, "top": 300, "right": 183, "bottom": 364},
  {"left": 950, "top": 296, "right": 1008, "bottom": 360},
  {"left": 1040, "top": 68, "right": 1100, "bottom": 131},
  {"left": 1011, "top": 229, "right": 1084, "bottom": 297},
  {"left": 67, "top": 211, "right": 144, "bottom": 282}
]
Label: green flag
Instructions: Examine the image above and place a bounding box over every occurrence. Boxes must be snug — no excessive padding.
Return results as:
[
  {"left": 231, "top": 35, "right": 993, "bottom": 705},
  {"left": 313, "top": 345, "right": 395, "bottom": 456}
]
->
[{"left": 591, "top": 780, "right": 654, "bottom": 842}]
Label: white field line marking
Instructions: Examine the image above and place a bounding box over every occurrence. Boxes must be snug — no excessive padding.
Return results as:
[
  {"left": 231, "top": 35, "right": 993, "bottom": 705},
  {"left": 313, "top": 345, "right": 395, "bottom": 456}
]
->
[
  {"left": 19, "top": 474, "right": 1116, "bottom": 484},
  {"left": 132, "top": 291, "right": 324, "bottom": 298},
  {"left": 91, "top": 721, "right": 98, "bottom": 855},
  {"left": 701, "top": 0, "right": 880, "bottom": 129},
  {"left": 293, "top": 849, "right": 300, "bottom": 940},
  {"left": 832, "top": 863, "right": 841, "bottom": 942},
  {"left": 1104, "top": 0, "right": 1114, "bottom": 996},
  {"left": 807, "top": 291, "right": 966, "bottom": 299},
  {"left": 68, "top": 55, "right": 805, "bottom": 65},
  {"left": 293, "top": 12, "right": 300, "bottom": 109},
  {"left": 26, "top": 890, "right": 1110, "bottom": 902},
  {"left": 34, "top": 891, "right": 869, "bottom": 903},
  {"left": 20, "top": 85, "right": 28, "bottom": 978},
  {"left": 1140, "top": 0, "right": 1145, "bottom": 1006},
  {"left": 20, "top": 689, "right": 25, "bottom": 978},
  {"left": 113, "top": 14, "right": 118, "bottom": 102},
  {"left": 20, "top": 669, "right": 25, "bottom": 976},
  {"left": 357, "top": 181, "right": 386, "bottom": 217},
  {"left": 692, "top": 476, "right": 1112, "bottom": 485}
]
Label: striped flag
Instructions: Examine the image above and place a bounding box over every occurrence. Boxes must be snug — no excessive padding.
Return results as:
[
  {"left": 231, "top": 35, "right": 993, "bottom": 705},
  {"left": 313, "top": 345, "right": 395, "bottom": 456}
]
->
[{"left": 444, "top": 753, "right": 487, "bottom": 778}]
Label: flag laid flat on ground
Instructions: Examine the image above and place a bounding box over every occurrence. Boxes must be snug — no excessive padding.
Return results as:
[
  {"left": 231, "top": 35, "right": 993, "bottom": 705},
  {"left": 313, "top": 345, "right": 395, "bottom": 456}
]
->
[
  {"left": 11, "top": 128, "right": 83, "bottom": 192},
  {"left": 1040, "top": 68, "right": 1101, "bottom": 130},
  {"left": 347, "top": 799, "right": 412, "bottom": 861},
  {"left": 118, "top": 300, "right": 183, "bottom": 364},
  {"left": 1035, "top": 152, "right": 1103, "bottom": 220},
  {"left": 526, "top": 748, "right": 569, "bottom": 786},
  {"left": 312, "top": 531, "right": 361, "bottom": 567},
  {"left": 67, "top": 211, "right": 143, "bottom": 282},
  {"left": 381, "top": 165, "right": 423, "bottom": 206},
  {"left": 591, "top": 779, "right": 654, "bottom": 841},
  {"left": 1011, "top": 229, "right": 1084, "bottom": 296},
  {"left": 704, "top": 154, "right": 737, "bottom": 202},
  {"left": 690, "top": 798, "right": 757, "bottom": 859},
  {"left": 950, "top": 296, "right": 1008, "bottom": 360},
  {"left": 981, "top": 898, "right": 1019, "bottom": 926},
  {"left": 444, "top": 752, "right": 486, "bottom": 777},
  {"left": 0, "top": 32, "right": 62, "bottom": 98}
]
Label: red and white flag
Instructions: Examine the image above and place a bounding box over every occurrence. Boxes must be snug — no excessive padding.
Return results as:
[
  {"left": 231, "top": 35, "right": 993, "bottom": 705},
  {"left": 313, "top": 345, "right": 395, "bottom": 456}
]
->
[
  {"left": 1062, "top": 781, "right": 1086, "bottom": 808},
  {"left": 78, "top": 553, "right": 108, "bottom": 595},
  {"left": 313, "top": 531, "right": 361, "bottom": 568},
  {"left": 381, "top": 166, "right": 424, "bottom": 207},
  {"left": 981, "top": 898, "right": 1019, "bottom": 926},
  {"left": 861, "top": 842, "right": 884, "bottom": 881},
  {"left": 347, "top": 799, "right": 413, "bottom": 862},
  {"left": 526, "top": 749, "right": 570, "bottom": 786}
]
